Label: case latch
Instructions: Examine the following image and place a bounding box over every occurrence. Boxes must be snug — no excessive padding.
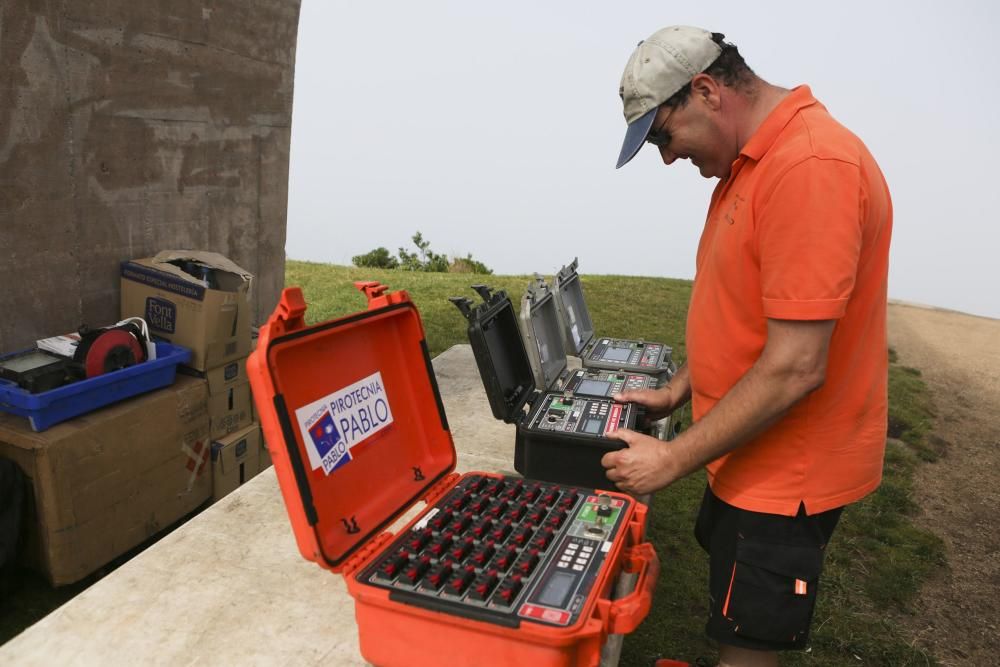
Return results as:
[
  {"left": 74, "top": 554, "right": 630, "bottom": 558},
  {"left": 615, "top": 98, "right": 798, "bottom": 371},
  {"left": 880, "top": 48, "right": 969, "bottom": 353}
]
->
[
  {"left": 354, "top": 280, "right": 387, "bottom": 301},
  {"left": 271, "top": 287, "right": 307, "bottom": 335},
  {"left": 355, "top": 281, "right": 413, "bottom": 309},
  {"left": 449, "top": 296, "right": 475, "bottom": 319},
  {"left": 525, "top": 274, "right": 548, "bottom": 303},
  {"left": 470, "top": 284, "right": 493, "bottom": 302},
  {"left": 556, "top": 256, "right": 580, "bottom": 285}
]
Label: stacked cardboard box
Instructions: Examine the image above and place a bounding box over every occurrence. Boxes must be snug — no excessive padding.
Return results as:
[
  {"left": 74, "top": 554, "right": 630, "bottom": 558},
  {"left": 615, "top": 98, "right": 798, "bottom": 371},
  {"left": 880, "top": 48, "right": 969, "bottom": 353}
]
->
[
  {"left": 0, "top": 375, "right": 211, "bottom": 585},
  {"left": 121, "top": 251, "right": 266, "bottom": 502},
  {"left": 211, "top": 422, "right": 271, "bottom": 501}
]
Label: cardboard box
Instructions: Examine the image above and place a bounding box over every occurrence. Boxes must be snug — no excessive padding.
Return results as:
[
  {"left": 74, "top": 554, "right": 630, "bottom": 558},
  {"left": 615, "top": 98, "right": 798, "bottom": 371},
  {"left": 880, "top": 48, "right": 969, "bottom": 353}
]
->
[
  {"left": 120, "top": 250, "right": 253, "bottom": 371},
  {"left": 204, "top": 357, "right": 254, "bottom": 440},
  {"left": 210, "top": 422, "right": 262, "bottom": 501},
  {"left": 0, "top": 375, "right": 211, "bottom": 586}
]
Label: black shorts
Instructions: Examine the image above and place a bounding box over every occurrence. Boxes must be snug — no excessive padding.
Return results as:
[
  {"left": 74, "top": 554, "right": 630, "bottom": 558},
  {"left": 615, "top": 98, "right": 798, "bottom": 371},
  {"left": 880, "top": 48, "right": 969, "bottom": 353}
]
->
[{"left": 694, "top": 486, "right": 843, "bottom": 652}]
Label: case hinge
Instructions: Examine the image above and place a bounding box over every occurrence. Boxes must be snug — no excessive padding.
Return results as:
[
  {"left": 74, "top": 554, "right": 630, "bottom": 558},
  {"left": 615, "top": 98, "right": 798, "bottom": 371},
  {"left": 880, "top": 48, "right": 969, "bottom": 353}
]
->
[
  {"left": 342, "top": 531, "right": 395, "bottom": 576},
  {"left": 422, "top": 471, "right": 461, "bottom": 506}
]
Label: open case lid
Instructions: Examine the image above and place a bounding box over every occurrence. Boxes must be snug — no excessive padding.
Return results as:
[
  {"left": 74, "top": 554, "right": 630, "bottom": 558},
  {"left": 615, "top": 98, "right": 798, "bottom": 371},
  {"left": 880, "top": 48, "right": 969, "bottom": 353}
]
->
[
  {"left": 519, "top": 275, "right": 569, "bottom": 390},
  {"left": 247, "top": 283, "right": 455, "bottom": 573},
  {"left": 553, "top": 257, "right": 596, "bottom": 356},
  {"left": 450, "top": 285, "right": 536, "bottom": 424}
]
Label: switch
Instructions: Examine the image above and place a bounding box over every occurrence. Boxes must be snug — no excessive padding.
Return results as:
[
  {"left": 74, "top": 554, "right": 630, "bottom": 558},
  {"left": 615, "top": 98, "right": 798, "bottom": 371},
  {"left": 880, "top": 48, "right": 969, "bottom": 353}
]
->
[
  {"left": 398, "top": 555, "right": 432, "bottom": 585},
  {"left": 450, "top": 512, "right": 474, "bottom": 534},
  {"left": 488, "top": 500, "right": 509, "bottom": 517},
  {"left": 426, "top": 534, "right": 454, "bottom": 557},
  {"left": 468, "top": 570, "right": 500, "bottom": 601},
  {"left": 405, "top": 528, "right": 433, "bottom": 552},
  {"left": 494, "top": 576, "right": 523, "bottom": 607},
  {"left": 421, "top": 562, "right": 453, "bottom": 591},
  {"left": 470, "top": 544, "right": 496, "bottom": 567},
  {"left": 449, "top": 536, "right": 475, "bottom": 561},
  {"left": 375, "top": 549, "right": 409, "bottom": 581},
  {"left": 446, "top": 565, "right": 476, "bottom": 596},
  {"left": 596, "top": 494, "right": 613, "bottom": 518},
  {"left": 471, "top": 517, "right": 494, "bottom": 538},
  {"left": 430, "top": 510, "right": 454, "bottom": 531},
  {"left": 509, "top": 525, "right": 534, "bottom": 546}
]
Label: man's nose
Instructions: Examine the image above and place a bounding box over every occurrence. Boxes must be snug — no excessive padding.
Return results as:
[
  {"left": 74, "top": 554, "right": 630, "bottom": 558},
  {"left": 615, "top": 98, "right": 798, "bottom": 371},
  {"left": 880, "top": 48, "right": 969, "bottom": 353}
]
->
[{"left": 659, "top": 145, "right": 678, "bottom": 165}]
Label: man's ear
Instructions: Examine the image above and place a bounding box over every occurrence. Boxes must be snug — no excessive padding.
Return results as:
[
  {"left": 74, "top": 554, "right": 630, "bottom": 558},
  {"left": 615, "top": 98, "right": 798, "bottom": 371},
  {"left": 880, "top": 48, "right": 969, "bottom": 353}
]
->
[{"left": 690, "top": 73, "right": 721, "bottom": 111}]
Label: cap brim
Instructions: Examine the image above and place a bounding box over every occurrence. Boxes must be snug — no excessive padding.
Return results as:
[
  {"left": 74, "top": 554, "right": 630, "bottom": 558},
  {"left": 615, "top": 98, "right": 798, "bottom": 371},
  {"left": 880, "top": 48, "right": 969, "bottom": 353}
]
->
[{"left": 615, "top": 107, "right": 658, "bottom": 169}]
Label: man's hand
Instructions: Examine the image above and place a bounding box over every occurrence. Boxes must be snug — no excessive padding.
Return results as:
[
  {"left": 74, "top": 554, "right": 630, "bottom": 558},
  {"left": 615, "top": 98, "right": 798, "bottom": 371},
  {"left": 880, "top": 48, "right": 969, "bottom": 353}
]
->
[
  {"left": 601, "top": 428, "right": 680, "bottom": 495},
  {"left": 614, "top": 386, "right": 676, "bottom": 421},
  {"left": 616, "top": 363, "right": 691, "bottom": 422}
]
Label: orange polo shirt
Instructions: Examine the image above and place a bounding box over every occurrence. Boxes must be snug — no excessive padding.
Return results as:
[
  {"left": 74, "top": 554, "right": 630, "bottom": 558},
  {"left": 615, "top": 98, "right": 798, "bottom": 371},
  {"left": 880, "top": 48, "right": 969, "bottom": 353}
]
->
[{"left": 687, "top": 85, "right": 893, "bottom": 516}]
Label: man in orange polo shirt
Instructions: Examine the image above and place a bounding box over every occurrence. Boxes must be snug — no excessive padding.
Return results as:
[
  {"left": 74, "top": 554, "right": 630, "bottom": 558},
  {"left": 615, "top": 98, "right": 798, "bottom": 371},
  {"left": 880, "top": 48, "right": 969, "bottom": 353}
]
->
[{"left": 602, "top": 26, "right": 892, "bottom": 667}]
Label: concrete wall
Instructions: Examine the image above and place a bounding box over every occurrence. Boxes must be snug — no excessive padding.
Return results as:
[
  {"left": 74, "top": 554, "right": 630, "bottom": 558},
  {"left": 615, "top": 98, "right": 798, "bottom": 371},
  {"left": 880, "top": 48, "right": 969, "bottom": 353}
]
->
[{"left": 0, "top": 1, "right": 301, "bottom": 352}]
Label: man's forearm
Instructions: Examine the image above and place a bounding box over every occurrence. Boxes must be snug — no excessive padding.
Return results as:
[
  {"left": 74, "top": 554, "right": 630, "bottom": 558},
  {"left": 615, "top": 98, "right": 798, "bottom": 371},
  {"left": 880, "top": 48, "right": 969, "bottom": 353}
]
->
[
  {"left": 662, "top": 321, "right": 834, "bottom": 483},
  {"left": 666, "top": 361, "right": 692, "bottom": 410},
  {"left": 664, "top": 361, "right": 816, "bottom": 481}
]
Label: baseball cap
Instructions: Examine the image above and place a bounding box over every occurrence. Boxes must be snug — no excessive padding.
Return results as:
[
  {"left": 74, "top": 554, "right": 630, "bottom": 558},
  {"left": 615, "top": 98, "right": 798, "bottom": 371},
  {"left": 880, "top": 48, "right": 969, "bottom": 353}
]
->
[{"left": 616, "top": 26, "right": 723, "bottom": 168}]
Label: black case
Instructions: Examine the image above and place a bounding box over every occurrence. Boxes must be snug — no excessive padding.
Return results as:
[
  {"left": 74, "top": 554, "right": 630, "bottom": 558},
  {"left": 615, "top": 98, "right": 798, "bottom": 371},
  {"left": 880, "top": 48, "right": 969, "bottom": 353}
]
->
[
  {"left": 553, "top": 258, "right": 675, "bottom": 378},
  {"left": 451, "top": 286, "right": 640, "bottom": 490}
]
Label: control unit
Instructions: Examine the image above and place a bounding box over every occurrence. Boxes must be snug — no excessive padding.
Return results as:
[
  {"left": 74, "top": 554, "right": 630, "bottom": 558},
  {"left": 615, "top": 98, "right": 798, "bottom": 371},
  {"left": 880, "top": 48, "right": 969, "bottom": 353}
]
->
[
  {"left": 360, "top": 474, "right": 630, "bottom": 628},
  {"left": 528, "top": 395, "right": 633, "bottom": 437},
  {"left": 553, "top": 258, "right": 676, "bottom": 377},
  {"left": 518, "top": 276, "right": 660, "bottom": 399},
  {"left": 451, "top": 286, "right": 641, "bottom": 489}
]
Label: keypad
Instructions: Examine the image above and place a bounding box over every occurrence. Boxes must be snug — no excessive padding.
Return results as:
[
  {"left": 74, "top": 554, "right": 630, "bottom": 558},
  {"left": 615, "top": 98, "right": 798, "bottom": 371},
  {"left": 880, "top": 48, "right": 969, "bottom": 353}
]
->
[
  {"left": 363, "top": 475, "right": 580, "bottom": 611},
  {"left": 555, "top": 539, "right": 595, "bottom": 572}
]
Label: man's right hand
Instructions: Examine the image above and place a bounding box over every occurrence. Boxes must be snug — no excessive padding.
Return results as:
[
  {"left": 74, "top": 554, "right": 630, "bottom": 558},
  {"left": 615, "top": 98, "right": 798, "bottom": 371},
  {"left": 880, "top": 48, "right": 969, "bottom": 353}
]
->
[
  {"left": 615, "top": 362, "right": 691, "bottom": 423},
  {"left": 616, "top": 385, "right": 678, "bottom": 421}
]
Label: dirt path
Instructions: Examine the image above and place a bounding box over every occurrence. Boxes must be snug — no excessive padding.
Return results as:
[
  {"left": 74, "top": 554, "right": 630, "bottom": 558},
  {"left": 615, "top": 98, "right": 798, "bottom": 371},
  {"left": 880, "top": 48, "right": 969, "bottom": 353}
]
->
[{"left": 886, "top": 302, "right": 1000, "bottom": 666}]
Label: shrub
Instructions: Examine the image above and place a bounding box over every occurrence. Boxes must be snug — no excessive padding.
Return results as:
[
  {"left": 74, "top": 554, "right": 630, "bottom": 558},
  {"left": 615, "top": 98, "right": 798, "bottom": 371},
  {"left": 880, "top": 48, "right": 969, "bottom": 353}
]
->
[
  {"left": 449, "top": 254, "right": 493, "bottom": 275},
  {"left": 351, "top": 247, "right": 398, "bottom": 269},
  {"left": 352, "top": 232, "right": 492, "bottom": 274}
]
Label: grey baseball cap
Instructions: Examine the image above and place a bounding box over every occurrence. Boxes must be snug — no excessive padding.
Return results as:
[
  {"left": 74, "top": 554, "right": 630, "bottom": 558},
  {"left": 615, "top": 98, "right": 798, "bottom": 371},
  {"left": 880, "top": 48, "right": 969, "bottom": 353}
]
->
[{"left": 616, "top": 26, "right": 723, "bottom": 168}]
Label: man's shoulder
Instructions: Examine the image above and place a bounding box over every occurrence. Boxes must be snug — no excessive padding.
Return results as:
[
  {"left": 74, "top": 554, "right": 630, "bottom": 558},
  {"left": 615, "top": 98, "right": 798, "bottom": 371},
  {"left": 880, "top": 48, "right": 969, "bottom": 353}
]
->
[{"left": 769, "top": 104, "right": 867, "bottom": 169}]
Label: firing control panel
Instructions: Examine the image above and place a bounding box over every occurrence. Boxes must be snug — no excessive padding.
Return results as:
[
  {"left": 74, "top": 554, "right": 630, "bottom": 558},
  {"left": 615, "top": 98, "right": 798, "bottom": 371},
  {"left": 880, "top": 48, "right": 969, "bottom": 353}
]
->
[
  {"left": 527, "top": 395, "right": 633, "bottom": 437},
  {"left": 359, "top": 474, "right": 629, "bottom": 628},
  {"left": 587, "top": 339, "right": 665, "bottom": 370},
  {"left": 557, "top": 369, "right": 656, "bottom": 398}
]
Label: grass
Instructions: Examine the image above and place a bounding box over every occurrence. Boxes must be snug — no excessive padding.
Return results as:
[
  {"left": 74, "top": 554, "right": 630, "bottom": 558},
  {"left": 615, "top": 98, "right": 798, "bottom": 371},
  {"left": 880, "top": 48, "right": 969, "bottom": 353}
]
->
[
  {"left": 887, "top": 350, "right": 939, "bottom": 461},
  {"left": 287, "top": 261, "right": 946, "bottom": 667}
]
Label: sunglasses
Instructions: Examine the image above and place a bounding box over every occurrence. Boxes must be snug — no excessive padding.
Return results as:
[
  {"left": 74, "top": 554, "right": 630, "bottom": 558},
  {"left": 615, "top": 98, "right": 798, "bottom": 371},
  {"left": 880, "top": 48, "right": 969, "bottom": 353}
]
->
[{"left": 645, "top": 111, "right": 672, "bottom": 147}]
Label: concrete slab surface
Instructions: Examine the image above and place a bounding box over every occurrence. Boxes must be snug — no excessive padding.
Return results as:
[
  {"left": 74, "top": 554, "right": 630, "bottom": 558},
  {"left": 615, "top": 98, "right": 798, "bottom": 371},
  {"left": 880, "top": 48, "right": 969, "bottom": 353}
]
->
[{"left": 1, "top": 345, "right": 642, "bottom": 666}]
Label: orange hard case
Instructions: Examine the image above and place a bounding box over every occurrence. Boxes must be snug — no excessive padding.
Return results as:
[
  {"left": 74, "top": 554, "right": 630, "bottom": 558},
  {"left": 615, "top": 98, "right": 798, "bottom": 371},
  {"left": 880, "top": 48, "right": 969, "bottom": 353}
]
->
[{"left": 247, "top": 283, "right": 658, "bottom": 667}]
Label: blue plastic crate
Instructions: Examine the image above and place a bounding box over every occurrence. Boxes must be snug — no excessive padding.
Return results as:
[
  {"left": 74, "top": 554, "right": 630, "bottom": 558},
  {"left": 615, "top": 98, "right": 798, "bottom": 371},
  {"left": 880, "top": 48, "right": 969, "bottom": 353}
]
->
[{"left": 0, "top": 341, "right": 192, "bottom": 432}]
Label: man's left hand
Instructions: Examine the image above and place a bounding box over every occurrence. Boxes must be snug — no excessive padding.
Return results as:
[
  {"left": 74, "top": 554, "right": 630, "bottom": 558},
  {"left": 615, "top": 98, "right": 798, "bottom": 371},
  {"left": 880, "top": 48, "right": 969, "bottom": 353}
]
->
[{"left": 601, "top": 429, "right": 679, "bottom": 495}]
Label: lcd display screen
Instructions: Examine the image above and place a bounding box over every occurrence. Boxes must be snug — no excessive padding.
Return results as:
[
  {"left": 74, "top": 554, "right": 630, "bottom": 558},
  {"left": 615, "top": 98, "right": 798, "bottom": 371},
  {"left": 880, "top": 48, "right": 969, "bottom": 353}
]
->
[
  {"left": 575, "top": 378, "right": 611, "bottom": 396},
  {"left": 538, "top": 571, "right": 576, "bottom": 607},
  {"left": 582, "top": 418, "right": 603, "bottom": 434},
  {"left": 0, "top": 350, "right": 64, "bottom": 373},
  {"left": 602, "top": 347, "right": 632, "bottom": 363}
]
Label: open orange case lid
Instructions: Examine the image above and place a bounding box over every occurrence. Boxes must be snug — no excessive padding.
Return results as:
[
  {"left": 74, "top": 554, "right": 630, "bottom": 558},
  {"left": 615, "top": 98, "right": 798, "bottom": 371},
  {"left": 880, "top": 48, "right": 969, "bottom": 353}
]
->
[{"left": 247, "top": 282, "right": 456, "bottom": 572}]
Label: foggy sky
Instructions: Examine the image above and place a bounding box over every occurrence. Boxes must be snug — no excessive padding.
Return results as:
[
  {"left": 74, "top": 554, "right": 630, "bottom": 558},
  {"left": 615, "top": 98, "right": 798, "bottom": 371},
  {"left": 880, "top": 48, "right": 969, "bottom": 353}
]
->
[{"left": 286, "top": 0, "right": 1000, "bottom": 319}]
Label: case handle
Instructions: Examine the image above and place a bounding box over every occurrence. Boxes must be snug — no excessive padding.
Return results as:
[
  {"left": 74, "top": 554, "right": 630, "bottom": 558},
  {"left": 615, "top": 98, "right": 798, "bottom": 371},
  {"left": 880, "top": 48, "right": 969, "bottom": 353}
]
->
[{"left": 607, "top": 542, "right": 660, "bottom": 635}]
